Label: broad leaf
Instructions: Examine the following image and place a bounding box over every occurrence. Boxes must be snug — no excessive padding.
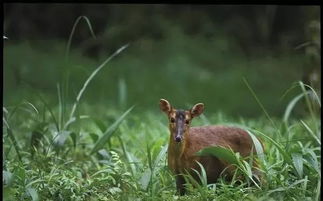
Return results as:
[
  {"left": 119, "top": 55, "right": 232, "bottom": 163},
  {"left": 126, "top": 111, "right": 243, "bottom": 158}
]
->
[
  {"left": 292, "top": 153, "right": 304, "bottom": 178},
  {"left": 196, "top": 145, "right": 239, "bottom": 165}
]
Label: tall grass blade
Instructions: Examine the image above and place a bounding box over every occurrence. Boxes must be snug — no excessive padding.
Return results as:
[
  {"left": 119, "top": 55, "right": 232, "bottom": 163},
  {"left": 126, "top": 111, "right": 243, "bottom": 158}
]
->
[
  {"left": 283, "top": 92, "right": 310, "bottom": 123},
  {"left": 243, "top": 77, "right": 277, "bottom": 130},
  {"left": 24, "top": 101, "right": 39, "bottom": 115},
  {"left": 70, "top": 132, "right": 77, "bottom": 149},
  {"left": 7, "top": 128, "right": 22, "bottom": 162},
  {"left": 299, "top": 81, "right": 320, "bottom": 131},
  {"left": 300, "top": 82, "right": 321, "bottom": 107},
  {"left": 3, "top": 117, "right": 9, "bottom": 129},
  {"left": 182, "top": 170, "right": 201, "bottom": 191},
  {"left": 7, "top": 102, "right": 38, "bottom": 121},
  {"left": 299, "top": 81, "right": 316, "bottom": 116},
  {"left": 300, "top": 120, "right": 321, "bottom": 145},
  {"left": 267, "top": 178, "right": 308, "bottom": 195},
  {"left": 37, "top": 94, "right": 59, "bottom": 132},
  {"left": 30, "top": 122, "right": 47, "bottom": 155},
  {"left": 65, "top": 16, "right": 96, "bottom": 60},
  {"left": 7, "top": 103, "right": 24, "bottom": 121},
  {"left": 193, "top": 161, "right": 208, "bottom": 186},
  {"left": 246, "top": 130, "right": 265, "bottom": 163},
  {"left": 153, "top": 145, "right": 168, "bottom": 168},
  {"left": 251, "top": 129, "right": 292, "bottom": 163},
  {"left": 147, "top": 144, "right": 153, "bottom": 190},
  {"left": 26, "top": 179, "right": 46, "bottom": 188},
  {"left": 280, "top": 81, "right": 299, "bottom": 101},
  {"left": 242, "top": 160, "right": 253, "bottom": 178},
  {"left": 140, "top": 144, "right": 153, "bottom": 191},
  {"left": 63, "top": 73, "right": 69, "bottom": 130},
  {"left": 90, "top": 105, "right": 134, "bottom": 154},
  {"left": 92, "top": 118, "right": 107, "bottom": 133},
  {"left": 3, "top": 107, "right": 8, "bottom": 114},
  {"left": 305, "top": 149, "right": 320, "bottom": 175},
  {"left": 140, "top": 145, "right": 167, "bottom": 190},
  {"left": 68, "top": 44, "right": 129, "bottom": 123},
  {"left": 117, "top": 136, "right": 136, "bottom": 176},
  {"left": 315, "top": 179, "right": 321, "bottom": 201},
  {"left": 63, "top": 115, "right": 90, "bottom": 130}
]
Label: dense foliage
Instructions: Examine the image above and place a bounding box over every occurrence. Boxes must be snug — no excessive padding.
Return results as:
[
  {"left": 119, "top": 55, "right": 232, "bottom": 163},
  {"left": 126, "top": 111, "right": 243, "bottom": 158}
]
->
[{"left": 3, "top": 5, "right": 321, "bottom": 201}]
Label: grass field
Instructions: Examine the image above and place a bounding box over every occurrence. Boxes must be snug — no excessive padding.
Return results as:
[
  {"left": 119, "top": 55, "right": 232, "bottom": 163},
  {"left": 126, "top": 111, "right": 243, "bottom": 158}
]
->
[
  {"left": 3, "top": 19, "right": 321, "bottom": 200},
  {"left": 3, "top": 99, "right": 321, "bottom": 200},
  {"left": 3, "top": 47, "right": 320, "bottom": 201}
]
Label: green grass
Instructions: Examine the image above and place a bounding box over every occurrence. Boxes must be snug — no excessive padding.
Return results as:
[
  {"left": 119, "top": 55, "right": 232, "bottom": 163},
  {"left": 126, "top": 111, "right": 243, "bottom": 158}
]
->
[
  {"left": 3, "top": 16, "right": 320, "bottom": 201},
  {"left": 3, "top": 83, "right": 321, "bottom": 200}
]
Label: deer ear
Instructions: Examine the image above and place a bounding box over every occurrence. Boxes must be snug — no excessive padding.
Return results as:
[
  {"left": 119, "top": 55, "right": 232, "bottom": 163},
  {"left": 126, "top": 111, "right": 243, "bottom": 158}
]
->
[
  {"left": 190, "top": 103, "right": 204, "bottom": 117},
  {"left": 160, "top": 99, "right": 172, "bottom": 114}
]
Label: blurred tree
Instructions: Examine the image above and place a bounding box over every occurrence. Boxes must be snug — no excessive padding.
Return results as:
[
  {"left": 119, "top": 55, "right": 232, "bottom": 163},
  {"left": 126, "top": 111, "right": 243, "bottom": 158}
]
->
[
  {"left": 300, "top": 20, "right": 321, "bottom": 96},
  {"left": 4, "top": 4, "right": 319, "bottom": 57}
]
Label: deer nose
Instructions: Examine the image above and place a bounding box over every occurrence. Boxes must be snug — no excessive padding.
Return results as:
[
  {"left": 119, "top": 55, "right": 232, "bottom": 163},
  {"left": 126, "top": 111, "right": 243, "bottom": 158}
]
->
[{"left": 175, "top": 136, "right": 182, "bottom": 142}]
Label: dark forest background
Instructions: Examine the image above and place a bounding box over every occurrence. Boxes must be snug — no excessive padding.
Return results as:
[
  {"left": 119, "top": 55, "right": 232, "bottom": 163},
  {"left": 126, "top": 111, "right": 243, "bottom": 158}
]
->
[{"left": 3, "top": 4, "right": 321, "bottom": 117}]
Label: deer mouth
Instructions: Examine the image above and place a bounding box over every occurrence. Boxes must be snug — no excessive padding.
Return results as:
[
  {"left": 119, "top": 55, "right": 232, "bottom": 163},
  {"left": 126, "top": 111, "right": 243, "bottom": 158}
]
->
[{"left": 175, "top": 136, "right": 182, "bottom": 143}]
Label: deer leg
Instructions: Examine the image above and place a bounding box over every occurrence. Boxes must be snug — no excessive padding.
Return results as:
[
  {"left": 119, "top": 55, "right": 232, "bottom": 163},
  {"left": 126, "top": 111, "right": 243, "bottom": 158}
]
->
[{"left": 176, "top": 175, "right": 186, "bottom": 195}]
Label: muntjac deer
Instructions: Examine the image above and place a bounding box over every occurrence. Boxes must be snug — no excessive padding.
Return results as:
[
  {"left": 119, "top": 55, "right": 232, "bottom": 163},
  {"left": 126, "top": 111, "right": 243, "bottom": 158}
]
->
[{"left": 159, "top": 99, "right": 263, "bottom": 195}]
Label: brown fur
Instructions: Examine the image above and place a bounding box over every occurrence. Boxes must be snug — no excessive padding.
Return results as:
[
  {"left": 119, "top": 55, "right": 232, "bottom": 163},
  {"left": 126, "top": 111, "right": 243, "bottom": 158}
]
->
[
  {"left": 168, "top": 126, "right": 256, "bottom": 182},
  {"left": 160, "top": 99, "right": 263, "bottom": 195}
]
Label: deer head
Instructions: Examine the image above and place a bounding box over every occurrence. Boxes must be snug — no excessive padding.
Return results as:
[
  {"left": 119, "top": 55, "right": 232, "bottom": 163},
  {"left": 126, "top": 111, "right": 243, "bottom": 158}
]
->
[{"left": 160, "top": 99, "right": 204, "bottom": 143}]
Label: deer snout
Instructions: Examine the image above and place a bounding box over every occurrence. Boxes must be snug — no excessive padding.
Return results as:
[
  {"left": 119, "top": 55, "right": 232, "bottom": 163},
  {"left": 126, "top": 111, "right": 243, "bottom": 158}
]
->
[
  {"left": 174, "top": 126, "right": 183, "bottom": 143},
  {"left": 175, "top": 136, "right": 182, "bottom": 142}
]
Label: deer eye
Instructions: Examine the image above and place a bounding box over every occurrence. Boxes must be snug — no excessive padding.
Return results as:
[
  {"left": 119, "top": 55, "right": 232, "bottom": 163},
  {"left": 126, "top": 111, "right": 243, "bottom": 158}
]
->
[
  {"left": 185, "top": 120, "right": 190, "bottom": 124},
  {"left": 170, "top": 118, "right": 175, "bottom": 123}
]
